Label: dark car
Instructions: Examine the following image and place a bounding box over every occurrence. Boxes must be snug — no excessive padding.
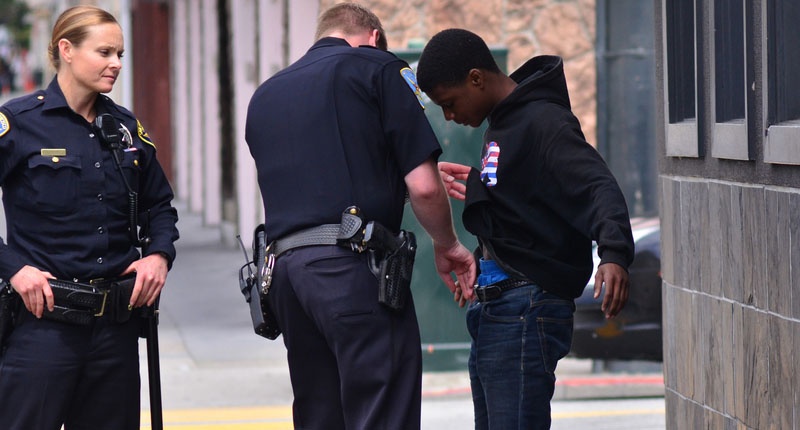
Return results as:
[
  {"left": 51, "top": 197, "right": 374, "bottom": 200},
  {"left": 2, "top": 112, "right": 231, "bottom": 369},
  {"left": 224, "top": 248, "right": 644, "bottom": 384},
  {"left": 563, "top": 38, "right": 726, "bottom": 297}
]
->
[{"left": 570, "top": 217, "right": 662, "bottom": 362}]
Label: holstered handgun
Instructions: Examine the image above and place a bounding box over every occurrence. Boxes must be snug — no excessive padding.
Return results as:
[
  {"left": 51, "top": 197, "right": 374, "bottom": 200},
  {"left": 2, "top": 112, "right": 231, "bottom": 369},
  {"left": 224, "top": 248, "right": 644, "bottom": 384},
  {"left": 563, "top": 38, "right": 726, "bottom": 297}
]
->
[
  {"left": 336, "top": 207, "right": 417, "bottom": 311},
  {"left": 363, "top": 222, "right": 417, "bottom": 311}
]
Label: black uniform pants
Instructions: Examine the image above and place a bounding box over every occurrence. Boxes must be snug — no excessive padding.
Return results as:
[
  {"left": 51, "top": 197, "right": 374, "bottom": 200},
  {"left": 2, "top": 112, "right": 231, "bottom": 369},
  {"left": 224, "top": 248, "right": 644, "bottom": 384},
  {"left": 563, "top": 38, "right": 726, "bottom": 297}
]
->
[
  {"left": 271, "top": 245, "right": 423, "bottom": 430},
  {"left": 0, "top": 309, "right": 142, "bottom": 430}
]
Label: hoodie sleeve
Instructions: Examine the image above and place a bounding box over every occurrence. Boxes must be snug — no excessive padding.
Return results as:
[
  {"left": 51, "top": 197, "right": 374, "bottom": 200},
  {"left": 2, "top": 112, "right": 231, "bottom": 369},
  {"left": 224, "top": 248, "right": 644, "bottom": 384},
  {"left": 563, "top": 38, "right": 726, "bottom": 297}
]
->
[{"left": 540, "top": 115, "right": 635, "bottom": 270}]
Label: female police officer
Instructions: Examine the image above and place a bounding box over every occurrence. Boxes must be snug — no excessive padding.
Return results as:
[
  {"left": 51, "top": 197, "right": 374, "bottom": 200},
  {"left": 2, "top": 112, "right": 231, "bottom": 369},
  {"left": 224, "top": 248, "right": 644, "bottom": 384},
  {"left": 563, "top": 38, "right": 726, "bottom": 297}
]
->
[{"left": 0, "top": 5, "right": 178, "bottom": 429}]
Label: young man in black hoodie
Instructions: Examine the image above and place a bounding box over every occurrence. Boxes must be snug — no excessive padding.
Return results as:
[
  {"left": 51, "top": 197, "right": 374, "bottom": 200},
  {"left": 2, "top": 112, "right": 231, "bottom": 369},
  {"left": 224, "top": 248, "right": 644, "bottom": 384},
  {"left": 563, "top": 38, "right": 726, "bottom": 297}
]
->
[{"left": 416, "top": 29, "right": 635, "bottom": 429}]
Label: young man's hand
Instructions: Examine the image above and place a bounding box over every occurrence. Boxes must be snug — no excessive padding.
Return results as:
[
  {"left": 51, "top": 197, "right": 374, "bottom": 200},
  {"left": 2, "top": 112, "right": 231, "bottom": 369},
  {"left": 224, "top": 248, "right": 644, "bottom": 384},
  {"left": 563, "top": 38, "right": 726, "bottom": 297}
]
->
[{"left": 593, "top": 262, "right": 629, "bottom": 318}]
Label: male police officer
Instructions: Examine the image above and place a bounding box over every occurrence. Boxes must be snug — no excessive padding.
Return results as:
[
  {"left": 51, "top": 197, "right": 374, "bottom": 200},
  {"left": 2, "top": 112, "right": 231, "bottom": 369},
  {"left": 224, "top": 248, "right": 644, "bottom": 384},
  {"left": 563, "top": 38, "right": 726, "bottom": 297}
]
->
[{"left": 244, "top": 3, "right": 475, "bottom": 430}]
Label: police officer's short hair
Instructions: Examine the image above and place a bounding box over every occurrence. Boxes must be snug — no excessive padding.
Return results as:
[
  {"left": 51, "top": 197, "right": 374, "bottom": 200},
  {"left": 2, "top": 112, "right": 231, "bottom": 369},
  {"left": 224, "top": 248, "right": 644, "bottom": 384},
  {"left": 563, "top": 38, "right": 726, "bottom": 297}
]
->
[
  {"left": 417, "top": 28, "right": 501, "bottom": 93},
  {"left": 315, "top": 2, "right": 387, "bottom": 50}
]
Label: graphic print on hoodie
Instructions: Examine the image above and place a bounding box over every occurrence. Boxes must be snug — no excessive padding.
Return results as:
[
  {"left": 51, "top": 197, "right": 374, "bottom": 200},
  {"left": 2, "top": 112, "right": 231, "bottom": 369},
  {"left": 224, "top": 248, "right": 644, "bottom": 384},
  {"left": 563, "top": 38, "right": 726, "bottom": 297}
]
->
[{"left": 480, "top": 141, "right": 500, "bottom": 186}]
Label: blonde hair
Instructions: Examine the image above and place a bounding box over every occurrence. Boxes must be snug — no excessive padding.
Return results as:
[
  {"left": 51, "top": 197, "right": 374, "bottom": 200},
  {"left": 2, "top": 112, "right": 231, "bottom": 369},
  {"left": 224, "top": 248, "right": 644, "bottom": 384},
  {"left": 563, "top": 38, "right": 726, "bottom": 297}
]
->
[
  {"left": 314, "top": 2, "right": 386, "bottom": 50},
  {"left": 49, "top": 5, "right": 119, "bottom": 70}
]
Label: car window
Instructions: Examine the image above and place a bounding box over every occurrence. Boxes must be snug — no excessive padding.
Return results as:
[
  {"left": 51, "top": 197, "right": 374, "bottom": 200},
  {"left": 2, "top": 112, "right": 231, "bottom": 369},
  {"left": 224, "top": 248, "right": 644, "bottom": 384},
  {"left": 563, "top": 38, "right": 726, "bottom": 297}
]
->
[{"left": 636, "top": 230, "right": 661, "bottom": 257}]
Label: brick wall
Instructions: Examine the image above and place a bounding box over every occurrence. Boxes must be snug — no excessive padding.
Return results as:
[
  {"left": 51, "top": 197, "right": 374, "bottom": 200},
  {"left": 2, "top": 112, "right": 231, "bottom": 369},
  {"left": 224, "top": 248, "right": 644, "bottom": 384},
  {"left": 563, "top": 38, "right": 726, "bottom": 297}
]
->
[{"left": 320, "top": 0, "right": 598, "bottom": 145}]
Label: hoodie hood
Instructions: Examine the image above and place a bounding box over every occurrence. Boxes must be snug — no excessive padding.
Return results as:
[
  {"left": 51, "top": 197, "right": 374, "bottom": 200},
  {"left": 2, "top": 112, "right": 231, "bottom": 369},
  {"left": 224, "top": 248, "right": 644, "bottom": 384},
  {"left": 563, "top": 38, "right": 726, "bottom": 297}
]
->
[{"left": 489, "top": 55, "right": 570, "bottom": 124}]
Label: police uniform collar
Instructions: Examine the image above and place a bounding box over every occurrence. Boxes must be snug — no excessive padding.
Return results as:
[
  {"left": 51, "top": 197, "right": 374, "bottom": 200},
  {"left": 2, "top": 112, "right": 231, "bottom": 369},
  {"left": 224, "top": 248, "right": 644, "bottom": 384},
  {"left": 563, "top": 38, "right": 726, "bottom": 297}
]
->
[
  {"left": 41, "top": 76, "right": 114, "bottom": 115},
  {"left": 311, "top": 37, "right": 352, "bottom": 50},
  {"left": 40, "top": 77, "right": 71, "bottom": 112}
]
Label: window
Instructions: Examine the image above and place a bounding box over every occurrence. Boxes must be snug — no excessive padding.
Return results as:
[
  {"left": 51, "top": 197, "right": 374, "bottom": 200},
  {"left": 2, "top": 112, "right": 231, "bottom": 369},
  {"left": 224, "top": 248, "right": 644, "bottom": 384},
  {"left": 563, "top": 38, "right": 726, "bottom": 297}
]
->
[
  {"left": 663, "top": 0, "right": 701, "bottom": 157},
  {"left": 764, "top": 0, "right": 800, "bottom": 164},
  {"left": 712, "top": 0, "right": 749, "bottom": 160}
]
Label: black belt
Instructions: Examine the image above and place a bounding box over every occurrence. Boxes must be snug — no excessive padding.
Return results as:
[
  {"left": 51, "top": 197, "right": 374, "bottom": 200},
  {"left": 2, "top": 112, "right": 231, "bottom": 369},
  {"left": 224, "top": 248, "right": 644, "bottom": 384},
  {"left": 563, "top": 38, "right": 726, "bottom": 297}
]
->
[
  {"left": 43, "top": 275, "right": 136, "bottom": 325},
  {"left": 474, "top": 278, "right": 531, "bottom": 302},
  {"left": 270, "top": 208, "right": 369, "bottom": 257},
  {"left": 270, "top": 224, "right": 342, "bottom": 256},
  {"left": 47, "top": 279, "right": 109, "bottom": 318}
]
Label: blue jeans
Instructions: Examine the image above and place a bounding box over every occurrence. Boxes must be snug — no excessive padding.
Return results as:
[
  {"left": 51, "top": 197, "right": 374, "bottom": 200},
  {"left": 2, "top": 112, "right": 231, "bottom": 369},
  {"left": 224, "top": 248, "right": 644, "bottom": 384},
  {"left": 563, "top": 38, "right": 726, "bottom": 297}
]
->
[{"left": 467, "top": 278, "right": 575, "bottom": 429}]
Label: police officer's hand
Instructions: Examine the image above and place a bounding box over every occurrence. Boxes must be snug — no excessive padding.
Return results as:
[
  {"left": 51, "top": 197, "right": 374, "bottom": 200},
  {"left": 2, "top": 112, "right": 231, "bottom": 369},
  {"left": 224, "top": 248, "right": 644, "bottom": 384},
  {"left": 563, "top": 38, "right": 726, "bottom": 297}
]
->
[
  {"left": 433, "top": 241, "right": 476, "bottom": 307},
  {"left": 438, "top": 162, "right": 471, "bottom": 201},
  {"left": 121, "top": 253, "right": 169, "bottom": 308},
  {"left": 9, "top": 265, "right": 55, "bottom": 318},
  {"left": 594, "top": 262, "right": 629, "bottom": 319}
]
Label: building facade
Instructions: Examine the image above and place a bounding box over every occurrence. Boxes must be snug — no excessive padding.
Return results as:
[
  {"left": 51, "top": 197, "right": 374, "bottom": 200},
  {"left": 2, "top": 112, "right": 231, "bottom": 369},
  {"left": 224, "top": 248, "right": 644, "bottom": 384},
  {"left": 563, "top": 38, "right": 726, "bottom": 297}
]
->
[{"left": 657, "top": 0, "right": 800, "bottom": 427}]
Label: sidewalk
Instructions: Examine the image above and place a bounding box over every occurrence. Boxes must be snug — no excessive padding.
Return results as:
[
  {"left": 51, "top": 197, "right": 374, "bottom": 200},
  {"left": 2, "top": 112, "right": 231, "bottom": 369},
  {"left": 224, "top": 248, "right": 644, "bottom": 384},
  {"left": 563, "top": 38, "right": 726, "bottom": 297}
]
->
[{"left": 141, "top": 203, "right": 664, "bottom": 415}]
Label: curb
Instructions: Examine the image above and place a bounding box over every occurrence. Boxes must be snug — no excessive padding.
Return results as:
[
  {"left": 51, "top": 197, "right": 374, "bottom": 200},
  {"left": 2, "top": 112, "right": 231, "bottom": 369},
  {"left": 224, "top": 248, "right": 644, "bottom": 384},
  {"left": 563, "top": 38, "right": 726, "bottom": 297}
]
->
[
  {"left": 553, "top": 374, "right": 664, "bottom": 400},
  {"left": 421, "top": 369, "right": 665, "bottom": 401}
]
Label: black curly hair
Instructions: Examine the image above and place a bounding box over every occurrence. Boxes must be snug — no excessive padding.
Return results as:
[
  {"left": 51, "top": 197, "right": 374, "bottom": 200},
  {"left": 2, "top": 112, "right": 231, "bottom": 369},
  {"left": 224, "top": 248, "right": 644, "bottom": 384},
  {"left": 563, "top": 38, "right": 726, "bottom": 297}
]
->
[{"left": 416, "top": 28, "right": 501, "bottom": 93}]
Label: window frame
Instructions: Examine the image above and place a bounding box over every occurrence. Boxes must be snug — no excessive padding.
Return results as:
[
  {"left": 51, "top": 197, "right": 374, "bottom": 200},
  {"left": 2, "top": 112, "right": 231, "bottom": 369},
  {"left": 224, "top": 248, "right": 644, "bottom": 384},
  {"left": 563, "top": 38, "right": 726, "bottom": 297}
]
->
[
  {"left": 663, "top": 0, "right": 701, "bottom": 157},
  {"left": 763, "top": 0, "right": 800, "bottom": 164}
]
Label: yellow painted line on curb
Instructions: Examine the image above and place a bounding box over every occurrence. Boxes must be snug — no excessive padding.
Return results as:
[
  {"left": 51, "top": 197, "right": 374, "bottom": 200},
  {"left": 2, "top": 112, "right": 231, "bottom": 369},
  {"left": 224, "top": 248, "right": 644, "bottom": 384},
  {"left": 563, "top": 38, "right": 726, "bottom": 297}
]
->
[
  {"left": 141, "top": 406, "right": 293, "bottom": 429},
  {"left": 139, "top": 405, "right": 664, "bottom": 428},
  {"left": 552, "top": 408, "right": 665, "bottom": 419}
]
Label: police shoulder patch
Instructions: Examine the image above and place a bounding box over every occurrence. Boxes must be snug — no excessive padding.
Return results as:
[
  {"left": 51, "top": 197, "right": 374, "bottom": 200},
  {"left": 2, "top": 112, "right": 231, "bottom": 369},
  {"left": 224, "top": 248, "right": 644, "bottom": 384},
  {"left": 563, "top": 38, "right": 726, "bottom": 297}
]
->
[
  {"left": 137, "top": 119, "right": 156, "bottom": 149},
  {"left": 400, "top": 67, "right": 425, "bottom": 109},
  {"left": 0, "top": 112, "right": 9, "bottom": 138}
]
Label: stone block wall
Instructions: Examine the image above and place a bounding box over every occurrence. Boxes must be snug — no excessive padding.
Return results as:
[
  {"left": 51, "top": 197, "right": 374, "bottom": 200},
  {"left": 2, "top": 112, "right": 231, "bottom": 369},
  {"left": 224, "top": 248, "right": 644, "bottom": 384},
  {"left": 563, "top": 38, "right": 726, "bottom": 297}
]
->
[
  {"left": 660, "top": 176, "right": 800, "bottom": 429},
  {"left": 319, "top": 0, "right": 598, "bottom": 145}
]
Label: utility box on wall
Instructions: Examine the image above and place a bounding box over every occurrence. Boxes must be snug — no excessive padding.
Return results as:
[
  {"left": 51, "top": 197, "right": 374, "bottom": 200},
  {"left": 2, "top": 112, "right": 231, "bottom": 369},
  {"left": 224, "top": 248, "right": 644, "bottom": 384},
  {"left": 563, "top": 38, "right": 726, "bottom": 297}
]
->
[{"left": 395, "top": 47, "right": 508, "bottom": 370}]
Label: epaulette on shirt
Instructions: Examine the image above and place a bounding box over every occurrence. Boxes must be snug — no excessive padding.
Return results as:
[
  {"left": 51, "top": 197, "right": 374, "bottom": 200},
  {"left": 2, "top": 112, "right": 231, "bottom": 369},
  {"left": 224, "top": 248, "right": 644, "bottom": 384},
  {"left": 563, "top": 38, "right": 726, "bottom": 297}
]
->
[
  {"left": 0, "top": 91, "right": 46, "bottom": 138},
  {"left": 350, "top": 47, "right": 425, "bottom": 108},
  {"left": 2, "top": 90, "right": 46, "bottom": 116}
]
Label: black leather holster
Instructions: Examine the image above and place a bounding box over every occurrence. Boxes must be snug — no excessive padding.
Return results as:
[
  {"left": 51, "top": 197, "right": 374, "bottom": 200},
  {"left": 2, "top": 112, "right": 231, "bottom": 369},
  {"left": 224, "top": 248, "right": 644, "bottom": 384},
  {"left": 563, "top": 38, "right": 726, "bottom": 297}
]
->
[{"left": 0, "top": 283, "right": 20, "bottom": 353}]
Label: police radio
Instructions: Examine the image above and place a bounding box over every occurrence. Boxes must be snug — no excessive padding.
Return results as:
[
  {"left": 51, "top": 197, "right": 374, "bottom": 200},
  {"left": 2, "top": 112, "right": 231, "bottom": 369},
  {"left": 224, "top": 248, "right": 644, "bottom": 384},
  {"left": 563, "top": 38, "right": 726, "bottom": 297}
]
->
[
  {"left": 94, "top": 113, "right": 151, "bottom": 250},
  {"left": 95, "top": 113, "right": 122, "bottom": 147}
]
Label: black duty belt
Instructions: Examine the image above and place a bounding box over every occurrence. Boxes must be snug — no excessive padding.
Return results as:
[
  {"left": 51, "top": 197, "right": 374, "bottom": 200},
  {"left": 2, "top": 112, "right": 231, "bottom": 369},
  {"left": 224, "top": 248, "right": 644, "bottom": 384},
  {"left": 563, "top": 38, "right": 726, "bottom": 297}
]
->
[
  {"left": 270, "top": 207, "right": 368, "bottom": 257},
  {"left": 474, "top": 278, "right": 532, "bottom": 302},
  {"left": 46, "top": 279, "right": 109, "bottom": 324},
  {"left": 43, "top": 275, "right": 136, "bottom": 325},
  {"left": 270, "top": 224, "right": 342, "bottom": 257}
]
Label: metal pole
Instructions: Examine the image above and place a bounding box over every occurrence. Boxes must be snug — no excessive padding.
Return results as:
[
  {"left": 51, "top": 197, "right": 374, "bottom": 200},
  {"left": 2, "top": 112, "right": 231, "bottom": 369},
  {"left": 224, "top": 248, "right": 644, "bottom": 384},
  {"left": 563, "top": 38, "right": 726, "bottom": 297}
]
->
[{"left": 145, "top": 302, "right": 163, "bottom": 430}]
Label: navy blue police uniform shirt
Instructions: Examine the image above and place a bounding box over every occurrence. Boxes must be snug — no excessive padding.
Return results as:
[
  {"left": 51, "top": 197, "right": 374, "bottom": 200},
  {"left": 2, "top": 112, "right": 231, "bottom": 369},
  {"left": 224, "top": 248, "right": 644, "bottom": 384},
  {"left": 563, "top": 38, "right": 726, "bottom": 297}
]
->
[
  {"left": 246, "top": 37, "right": 442, "bottom": 241},
  {"left": 0, "top": 77, "right": 179, "bottom": 283}
]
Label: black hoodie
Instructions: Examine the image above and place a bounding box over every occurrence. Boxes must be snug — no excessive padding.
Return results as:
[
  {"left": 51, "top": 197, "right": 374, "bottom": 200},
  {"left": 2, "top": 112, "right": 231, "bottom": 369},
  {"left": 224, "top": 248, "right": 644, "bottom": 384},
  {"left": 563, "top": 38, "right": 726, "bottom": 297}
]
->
[{"left": 462, "top": 55, "right": 634, "bottom": 299}]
